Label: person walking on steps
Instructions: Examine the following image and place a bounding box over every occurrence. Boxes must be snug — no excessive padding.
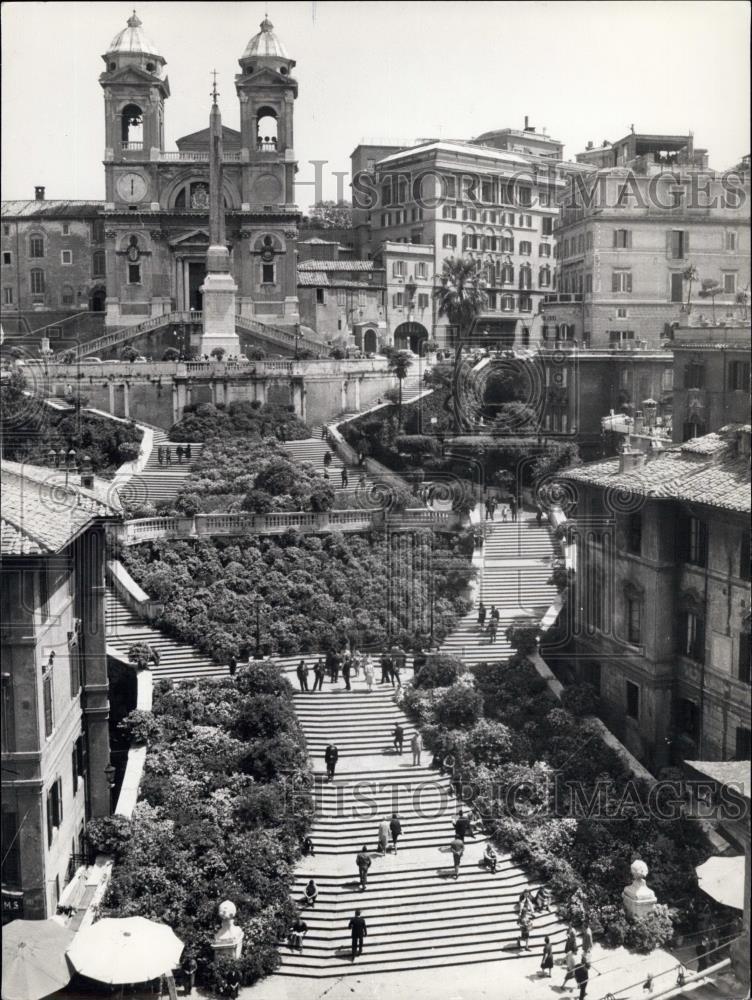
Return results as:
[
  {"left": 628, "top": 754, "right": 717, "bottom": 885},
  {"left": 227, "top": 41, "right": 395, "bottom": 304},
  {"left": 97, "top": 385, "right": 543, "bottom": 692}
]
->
[
  {"left": 389, "top": 813, "right": 402, "bottom": 854},
  {"left": 324, "top": 743, "right": 338, "bottom": 781},
  {"left": 380, "top": 651, "right": 391, "bottom": 684},
  {"left": 157, "top": 445, "right": 164, "bottom": 466},
  {"left": 564, "top": 923, "right": 578, "bottom": 957},
  {"left": 478, "top": 601, "right": 487, "bottom": 629},
  {"left": 377, "top": 817, "right": 389, "bottom": 856},
  {"left": 363, "top": 655, "right": 375, "bottom": 692},
  {"left": 574, "top": 956, "right": 589, "bottom": 1000},
  {"left": 342, "top": 654, "right": 352, "bottom": 691},
  {"left": 176, "top": 445, "right": 184, "bottom": 464},
  {"left": 312, "top": 658, "right": 325, "bottom": 691},
  {"left": 410, "top": 731, "right": 423, "bottom": 765},
  {"left": 393, "top": 723, "right": 404, "bottom": 755},
  {"left": 228, "top": 654, "right": 237, "bottom": 677},
  {"left": 488, "top": 618, "right": 498, "bottom": 644},
  {"left": 341, "top": 467, "right": 349, "bottom": 488},
  {"left": 540, "top": 935, "right": 554, "bottom": 977},
  {"left": 304, "top": 879, "right": 318, "bottom": 908},
  {"left": 450, "top": 835, "right": 464, "bottom": 879},
  {"left": 582, "top": 918, "right": 593, "bottom": 959},
  {"left": 165, "top": 447, "right": 172, "bottom": 465},
  {"left": 321, "top": 425, "right": 328, "bottom": 441},
  {"left": 323, "top": 450, "right": 332, "bottom": 468},
  {"left": 509, "top": 496, "right": 517, "bottom": 521},
  {"left": 296, "top": 659, "right": 309, "bottom": 692},
  {"left": 185, "top": 443, "right": 192, "bottom": 462},
  {"left": 517, "top": 910, "right": 532, "bottom": 951},
  {"left": 348, "top": 910, "right": 367, "bottom": 960},
  {"left": 356, "top": 846, "right": 371, "bottom": 890},
  {"left": 562, "top": 948, "right": 578, "bottom": 989}
]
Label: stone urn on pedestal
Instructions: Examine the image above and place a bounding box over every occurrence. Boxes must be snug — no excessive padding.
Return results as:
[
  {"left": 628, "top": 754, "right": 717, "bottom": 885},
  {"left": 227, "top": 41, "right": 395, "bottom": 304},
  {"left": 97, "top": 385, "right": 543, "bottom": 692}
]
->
[
  {"left": 622, "top": 859, "right": 657, "bottom": 918},
  {"left": 212, "top": 900, "right": 244, "bottom": 960}
]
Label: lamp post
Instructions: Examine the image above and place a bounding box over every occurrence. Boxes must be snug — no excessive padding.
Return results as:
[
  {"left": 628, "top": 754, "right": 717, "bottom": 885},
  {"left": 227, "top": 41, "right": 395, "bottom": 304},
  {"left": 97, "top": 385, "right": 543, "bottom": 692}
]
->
[
  {"left": 254, "top": 596, "right": 263, "bottom": 660},
  {"left": 104, "top": 762, "right": 116, "bottom": 813}
]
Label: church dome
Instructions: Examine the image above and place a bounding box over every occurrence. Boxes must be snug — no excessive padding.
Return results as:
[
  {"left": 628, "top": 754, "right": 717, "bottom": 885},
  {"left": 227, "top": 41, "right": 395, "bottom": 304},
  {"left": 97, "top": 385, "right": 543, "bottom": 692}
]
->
[
  {"left": 107, "top": 11, "right": 162, "bottom": 60},
  {"left": 241, "top": 17, "right": 289, "bottom": 60}
]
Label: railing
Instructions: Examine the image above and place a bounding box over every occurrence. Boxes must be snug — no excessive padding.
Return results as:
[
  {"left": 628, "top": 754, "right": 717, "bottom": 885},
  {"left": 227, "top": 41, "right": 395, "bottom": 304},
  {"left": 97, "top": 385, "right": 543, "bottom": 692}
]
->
[
  {"left": 158, "top": 150, "right": 243, "bottom": 162},
  {"left": 118, "top": 507, "right": 461, "bottom": 544},
  {"left": 233, "top": 314, "right": 326, "bottom": 357},
  {"left": 121, "top": 142, "right": 144, "bottom": 152},
  {"left": 256, "top": 142, "right": 277, "bottom": 152},
  {"left": 53, "top": 310, "right": 192, "bottom": 361}
]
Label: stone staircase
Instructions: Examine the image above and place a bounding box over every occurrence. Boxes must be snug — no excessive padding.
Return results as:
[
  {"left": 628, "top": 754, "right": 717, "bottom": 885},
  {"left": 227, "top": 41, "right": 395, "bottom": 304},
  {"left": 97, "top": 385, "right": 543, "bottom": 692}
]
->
[
  {"left": 120, "top": 431, "right": 204, "bottom": 507},
  {"left": 440, "top": 513, "right": 557, "bottom": 666},
  {"left": 281, "top": 436, "right": 380, "bottom": 499},
  {"left": 105, "top": 590, "right": 224, "bottom": 682},
  {"left": 278, "top": 666, "right": 566, "bottom": 978}
]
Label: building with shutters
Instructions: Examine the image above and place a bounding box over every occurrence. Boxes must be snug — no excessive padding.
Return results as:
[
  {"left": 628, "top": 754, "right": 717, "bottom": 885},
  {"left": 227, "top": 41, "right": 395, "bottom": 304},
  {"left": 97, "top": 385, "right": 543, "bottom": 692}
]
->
[
  {"left": 1, "top": 462, "right": 119, "bottom": 922},
  {"left": 556, "top": 424, "right": 751, "bottom": 769},
  {"left": 541, "top": 132, "right": 750, "bottom": 350}
]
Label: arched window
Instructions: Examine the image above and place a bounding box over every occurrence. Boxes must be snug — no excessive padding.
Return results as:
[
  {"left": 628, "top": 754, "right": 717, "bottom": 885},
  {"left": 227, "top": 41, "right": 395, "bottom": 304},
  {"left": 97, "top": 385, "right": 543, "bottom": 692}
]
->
[
  {"left": 121, "top": 104, "right": 143, "bottom": 145},
  {"left": 61, "top": 285, "right": 75, "bottom": 306},
  {"left": 29, "top": 234, "right": 45, "bottom": 259},
  {"left": 256, "top": 106, "right": 278, "bottom": 150},
  {"left": 172, "top": 182, "right": 228, "bottom": 210}
]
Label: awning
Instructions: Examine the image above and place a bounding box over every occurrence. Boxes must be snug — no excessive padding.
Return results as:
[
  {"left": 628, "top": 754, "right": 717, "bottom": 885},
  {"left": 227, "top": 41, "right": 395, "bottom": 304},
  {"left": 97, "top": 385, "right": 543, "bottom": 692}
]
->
[
  {"left": 695, "top": 856, "right": 745, "bottom": 910},
  {"left": 2, "top": 918, "right": 75, "bottom": 1000}
]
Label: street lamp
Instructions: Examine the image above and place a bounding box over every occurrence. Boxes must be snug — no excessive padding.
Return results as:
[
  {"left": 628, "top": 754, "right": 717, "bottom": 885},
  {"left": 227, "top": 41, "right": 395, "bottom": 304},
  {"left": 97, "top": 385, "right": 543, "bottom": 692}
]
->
[{"left": 254, "top": 596, "right": 263, "bottom": 660}]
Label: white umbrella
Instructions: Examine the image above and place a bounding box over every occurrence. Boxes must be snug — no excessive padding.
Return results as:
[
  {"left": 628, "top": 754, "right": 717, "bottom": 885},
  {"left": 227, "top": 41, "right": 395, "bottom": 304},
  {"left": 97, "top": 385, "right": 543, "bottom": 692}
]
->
[
  {"left": 695, "top": 856, "right": 745, "bottom": 911},
  {"left": 66, "top": 916, "right": 184, "bottom": 985}
]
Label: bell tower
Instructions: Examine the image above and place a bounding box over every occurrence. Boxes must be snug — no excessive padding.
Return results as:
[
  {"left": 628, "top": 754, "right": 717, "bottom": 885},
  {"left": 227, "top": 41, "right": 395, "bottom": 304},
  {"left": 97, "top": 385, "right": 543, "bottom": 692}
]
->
[{"left": 235, "top": 17, "right": 298, "bottom": 208}]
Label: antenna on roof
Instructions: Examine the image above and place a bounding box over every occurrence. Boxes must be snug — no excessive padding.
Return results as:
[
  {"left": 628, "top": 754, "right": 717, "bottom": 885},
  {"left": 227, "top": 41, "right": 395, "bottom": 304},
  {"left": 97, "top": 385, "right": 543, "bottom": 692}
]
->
[{"left": 211, "top": 69, "right": 219, "bottom": 105}]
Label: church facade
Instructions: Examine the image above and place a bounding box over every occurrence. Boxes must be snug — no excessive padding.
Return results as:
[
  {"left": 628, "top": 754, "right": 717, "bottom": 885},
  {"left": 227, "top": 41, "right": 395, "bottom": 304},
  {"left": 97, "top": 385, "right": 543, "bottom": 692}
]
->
[{"left": 2, "top": 12, "right": 302, "bottom": 338}]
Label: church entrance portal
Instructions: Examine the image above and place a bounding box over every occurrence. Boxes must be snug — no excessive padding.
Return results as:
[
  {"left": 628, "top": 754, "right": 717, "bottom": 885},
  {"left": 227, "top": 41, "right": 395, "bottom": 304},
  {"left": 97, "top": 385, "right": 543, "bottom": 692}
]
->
[{"left": 189, "top": 262, "right": 204, "bottom": 312}]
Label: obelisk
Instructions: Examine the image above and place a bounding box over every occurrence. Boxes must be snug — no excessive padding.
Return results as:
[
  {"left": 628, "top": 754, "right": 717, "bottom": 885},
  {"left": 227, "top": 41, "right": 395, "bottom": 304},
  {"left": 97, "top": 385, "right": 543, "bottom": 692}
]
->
[{"left": 199, "top": 73, "right": 240, "bottom": 356}]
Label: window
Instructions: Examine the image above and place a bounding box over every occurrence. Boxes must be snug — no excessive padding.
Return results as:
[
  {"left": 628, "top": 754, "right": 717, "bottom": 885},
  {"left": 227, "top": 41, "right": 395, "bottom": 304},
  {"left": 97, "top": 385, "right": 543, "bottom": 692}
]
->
[
  {"left": 392, "top": 260, "right": 406, "bottom": 277},
  {"left": 3, "top": 287, "right": 13, "bottom": 305},
  {"left": 442, "top": 205, "right": 457, "bottom": 220},
  {"left": 625, "top": 512, "right": 642, "bottom": 554},
  {"left": 502, "top": 236, "right": 514, "bottom": 253},
  {"left": 2, "top": 251, "right": 11, "bottom": 266},
  {"left": 626, "top": 595, "right": 642, "bottom": 644},
  {"left": 684, "top": 362, "right": 705, "bottom": 389},
  {"left": 725, "top": 231, "right": 737, "bottom": 251},
  {"left": 43, "top": 663, "right": 54, "bottom": 737},
  {"left": 684, "top": 516, "right": 708, "bottom": 567},
  {"left": 262, "top": 263, "right": 275, "bottom": 284},
  {"left": 585, "top": 273, "right": 593, "bottom": 294},
  {"left": 61, "top": 286, "right": 75, "bottom": 306},
  {"left": 61, "top": 250, "right": 73, "bottom": 265},
  {"left": 738, "top": 632, "right": 751, "bottom": 684},
  {"left": 316, "top": 288, "right": 325, "bottom": 305},
  {"left": 519, "top": 241, "right": 532, "bottom": 256},
  {"left": 542, "top": 217, "right": 553, "bottom": 236},
  {"left": 722, "top": 272, "right": 737, "bottom": 294},
  {"left": 729, "top": 361, "right": 751, "bottom": 392},
  {"left": 392, "top": 292, "right": 404, "bottom": 308},
  {"left": 417, "top": 293, "right": 429, "bottom": 309},
  {"left": 682, "top": 420, "right": 705, "bottom": 440},
  {"left": 1, "top": 810, "right": 21, "bottom": 887},
  {"left": 539, "top": 266, "right": 551, "bottom": 287},
  {"left": 616, "top": 307, "right": 629, "bottom": 319},
  {"left": 46, "top": 779, "right": 63, "bottom": 847},
  {"left": 680, "top": 610, "right": 705, "bottom": 661},
  {"left": 486, "top": 291, "right": 497, "bottom": 310},
  {"left": 501, "top": 294, "right": 515, "bottom": 311},
  {"left": 501, "top": 264, "right": 514, "bottom": 284},
  {"left": 62, "top": 223, "right": 70, "bottom": 236},
  {"left": 29, "top": 235, "right": 45, "bottom": 258},
  {"left": 415, "top": 262, "right": 428, "bottom": 279},
  {"left": 538, "top": 242, "right": 550, "bottom": 257},
  {"left": 30, "top": 268, "right": 45, "bottom": 295},
  {"left": 670, "top": 272, "right": 684, "bottom": 303},
  {"left": 677, "top": 698, "right": 700, "bottom": 741},
  {"left": 519, "top": 265, "right": 532, "bottom": 289},
  {"left": 442, "top": 234, "right": 457, "bottom": 250},
  {"left": 609, "top": 330, "right": 635, "bottom": 343},
  {"left": 668, "top": 230, "right": 689, "bottom": 259},
  {"left": 519, "top": 294, "right": 533, "bottom": 312},
  {"left": 613, "top": 229, "right": 632, "bottom": 249},
  {"left": 336, "top": 288, "right": 346, "bottom": 306},
  {"left": 612, "top": 270, "right": 633, "bottom": 293},
  {"left": 518, "top": 187, "right": 532, "bottom": 207},
  {"left": 734, "top": 727, "right": 751, "bottom": 760},
  {"left": 127, "top": 263, "right": 141, "bottom": 284},
  {"left": 92, "top": 220, "right": 105, "bottom": 243},
  {"left": 93, "top": 250, "right": 105, "bottom": 278},
  {"left": 626, "top": 681, "right": 640, "bottom": 720}
]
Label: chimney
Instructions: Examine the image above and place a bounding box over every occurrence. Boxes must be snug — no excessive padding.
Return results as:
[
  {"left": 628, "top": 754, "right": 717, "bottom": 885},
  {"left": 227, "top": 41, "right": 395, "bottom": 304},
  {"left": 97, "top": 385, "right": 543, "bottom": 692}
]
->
[
  {"left": 619, "top": 448, "right": 647, "bottom": 474},
  {"left": 80, "top": 455, "right": 95, "bottom": 489},
  {"left": 524, "top": 116, "right": 529, "bottom": 130},
  {"left": 34, "top": 185, "right": 45, "bottom": 201},
  {"left": 586, "top": 141, "right": 594, "bottom": 150}
]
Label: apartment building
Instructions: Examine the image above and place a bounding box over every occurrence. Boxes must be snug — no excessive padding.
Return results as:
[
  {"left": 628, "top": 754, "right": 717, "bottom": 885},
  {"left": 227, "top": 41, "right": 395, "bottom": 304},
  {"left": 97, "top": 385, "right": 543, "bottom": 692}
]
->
[
  {"left": 372, "top": 241, "right": 435, "bottom": 351},
  {"left": 1, "top": 462, "right": 118, "bottom": 921}
]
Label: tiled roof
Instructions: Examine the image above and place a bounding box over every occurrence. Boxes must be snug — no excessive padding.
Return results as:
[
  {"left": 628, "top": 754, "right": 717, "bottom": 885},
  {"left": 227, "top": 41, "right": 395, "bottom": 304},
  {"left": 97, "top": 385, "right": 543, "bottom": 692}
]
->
[
  {"left": 1, "top": 200, "right": 105, "bottom": 218},
  {"left": 297, "top": 260, "right": 375, "bottom": 272},
  {"left": 1, "top": 461, "right": 121, "bottom": 556},
  {"left": 298, "top": 271, "right": 329, "bottom": 287},
  {"left": 559, "top": 428, "right": 751, "bottom": 514},
  {"left": 297, "top": 271, "right": 383, "bottom": 290},
  {"left": 685, "top": 760, "right": 751, "bottom": 801}
]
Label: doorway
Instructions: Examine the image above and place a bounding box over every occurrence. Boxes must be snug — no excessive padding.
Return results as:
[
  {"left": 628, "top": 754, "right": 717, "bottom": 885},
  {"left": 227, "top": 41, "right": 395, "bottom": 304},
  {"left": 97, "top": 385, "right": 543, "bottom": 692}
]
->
[{"left": 188, "top": 262, "right": 204, "bottom": 312}]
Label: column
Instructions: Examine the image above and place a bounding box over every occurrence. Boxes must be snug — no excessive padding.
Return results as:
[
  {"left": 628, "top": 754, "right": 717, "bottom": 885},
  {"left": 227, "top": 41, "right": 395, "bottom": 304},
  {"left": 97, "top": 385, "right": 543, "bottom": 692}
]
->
[
  {"left": 354, "top": 377, "right": 361, "bottom": 412},
  {"left": 122, "top": 382, "right": 130, "bottom": 419},
  {"left": 341, "top": 380, "right": 347, "bottom": 412},
  {"left": 108, "top": 382, "right": 115, "bottom": 415},
  {"left": 183, "top": 260, "right": 190, "bottom": 313}
]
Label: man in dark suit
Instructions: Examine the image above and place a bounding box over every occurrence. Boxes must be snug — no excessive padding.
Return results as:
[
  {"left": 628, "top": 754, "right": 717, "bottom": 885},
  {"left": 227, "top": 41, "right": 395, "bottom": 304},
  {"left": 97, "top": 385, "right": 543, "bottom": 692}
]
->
[
  {"left": 324, "top": 744, "right": 339, "bottom": 781},
  {"left": 348, "top": 909, "right": 367, "bottom": 960}
]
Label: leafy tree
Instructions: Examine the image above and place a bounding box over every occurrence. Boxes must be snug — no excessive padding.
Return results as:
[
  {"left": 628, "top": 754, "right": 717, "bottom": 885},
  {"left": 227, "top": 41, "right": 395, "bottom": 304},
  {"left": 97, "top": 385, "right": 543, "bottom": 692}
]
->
[
  {"left": 120, "top": 345, "right": 139, "bottom": 362},
  {"left": 303, "top": 200, "right": 352, "bottom": 229},
  {"left": 162, "top": 348, "right": 180, "bottom": 361},
  {"left": 388, "top": 349, "right": 414, "bottom": 428},
  {"left": 698, "top": 277, "right": 722, "bottom": 323},
  {"left": 210, "top": 347, "right": 226, "bottom": 361}
]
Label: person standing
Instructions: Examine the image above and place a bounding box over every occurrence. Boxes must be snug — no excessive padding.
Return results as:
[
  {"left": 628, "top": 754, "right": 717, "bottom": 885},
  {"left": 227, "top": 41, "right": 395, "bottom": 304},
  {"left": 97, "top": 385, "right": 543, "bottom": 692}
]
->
[
  {"left": 176, "top": 445, "right": 184, "bottom": 464},
  {"left": 348, "top": 910, "right": 367, "bottom": 960},
  {"left": 517, "top": 910, "right": 532, "bottom": 951},
  {"left": 157, "top": 445, "right": 164, "bottom": 466},
  {"left": 410, "top": 731, "right": 423, "bottom": 765},
  {"left": 389, "top": 813, "right": 402, "bottom": 854},
  {"left": 363, "top": 656, "right": 375, "bottom": 692},
  {"left": 341, "top": 467, "right": 349, "bottom": 488},
  {"left": 185, "top": 443, "right": 192, "bottom": 462},
  {"left": 321, "top": 425, "right": 328, "bottom": 441},
  {"left": 488, "top": 619, "right": 498, "bottom": 644},
  {"left": 304, "top": 879, "right": 318, "bottom": 908},
  {"left": 582, "top": 918, "right": 593, "bottom": 958},
  {"left": 562, "top": 949, "right": 578, "bottom": 989},
  {"left": 377, "top": 817, "right": 389, "bottom": 856},
  {"left": 228, "top": 654, "right": 237, "bottom": 677},
  {"left": 302, "top": 836, "right": 315, "bottom": 857},
  {"left": 380, "top": 652, "right": 391, "bottom": 684},
  {"left": 342, "top": 655, "right": 352, "bottom": 691},
  {"left": 323, "top": 450, "right": 332, "bottom": 468},
  {"left": 181, "top": 952, "right": 197, "bottom": 996},
  {"left": 393, "top": 723, "right": 404, "bottom": 755},
  {"left": 289, "top": 916, "right": 307, "bottom": 952},
  {"left": 450, "top": 835, "right": 464, "bottom": 879},
  {"left": 509, "top": 496, "right": 517, "bottom": 521},
  {"left": 574, "top": 957, "right": 589, "bottom": 1000},
  {"left": 477, "top": 602, "right": 487, "bottom": 629},
  {"left": 540, "top": 936, "right": 554, "bottom": 977},
  {"left": 391, "top": 656, "right": 402, "bottom": 689},
  {"left": 324, "top": 744, "right": 338, "bottom": 781},
  {"left": 312, "top": 658, "right": 325, "bottom": 691},
  {"left": 564, "top": 923, "right": 578, "bottom": 957},
  {"left": 296, "top": 659, "right": 309, "bottom": 692},
  {"left": 356, "top": 846, "right": 372, "bottom": 890},
  {"left": 165, "top": 447, "right": 172, "bottom": 465}
]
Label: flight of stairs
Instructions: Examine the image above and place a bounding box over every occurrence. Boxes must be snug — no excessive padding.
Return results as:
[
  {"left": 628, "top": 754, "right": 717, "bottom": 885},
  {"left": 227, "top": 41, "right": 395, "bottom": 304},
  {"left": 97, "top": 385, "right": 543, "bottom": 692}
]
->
[
  {"left": 278, "top": 668, "right": 566, "bottom": 978},
  {"left": 105, "top": 590, "right": 225, "bottom": 682},
  {"left": 440, "top": 513, "right": 557, "bottom": 666},
  {"left": 119, "top": 431, "right": 204, "bottom": 507},
  {"left": 281, "top": 436, "right": 380, "bottom": 500}
]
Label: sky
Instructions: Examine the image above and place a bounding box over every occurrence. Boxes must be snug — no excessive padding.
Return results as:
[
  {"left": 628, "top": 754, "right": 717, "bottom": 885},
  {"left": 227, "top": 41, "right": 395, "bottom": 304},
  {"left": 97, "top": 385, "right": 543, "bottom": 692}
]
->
[{"left": 1, "top": 0, "right": 749, "bottom": 209}]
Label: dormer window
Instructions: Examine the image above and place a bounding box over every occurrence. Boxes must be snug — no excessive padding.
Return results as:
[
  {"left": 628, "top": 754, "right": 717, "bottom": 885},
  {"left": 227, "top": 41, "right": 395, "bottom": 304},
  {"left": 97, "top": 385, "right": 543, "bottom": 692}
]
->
[
  {"left": 279, "top": 65, "right": 288, "bottom": 75},
  {"left": 146, "top": 62, "right": 155, "bottom": 72},
  {"left": 109, "top": 62, "right": 116, "bottom": 71}
]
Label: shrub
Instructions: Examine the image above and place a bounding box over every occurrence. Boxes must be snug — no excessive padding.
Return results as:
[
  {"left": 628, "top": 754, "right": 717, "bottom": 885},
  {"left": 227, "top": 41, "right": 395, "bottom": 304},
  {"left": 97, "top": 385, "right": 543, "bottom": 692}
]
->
[
  {"left": 162, "top": 348, "right": 180, "bottom": 361},
  {"left": 120, "top": 346, "right": 139, "bottom": 362},
  {"left": 561, "top": 683, "right": 601, "bottom": 717},
  {"left": 505, "top": 617, "right": 540, "bottom": 655},
  {"left": 435, "top": 682, "right": 483, "bottom": 729},
  {"left": 600, "top": 904, "right": 675, "bottom": 953},
  {"left": 118, "top": 709, "right": 161, "bottom": 745},
  {"left": 128, "top": 641, "right": 157, "bottom": 669},
  {"left": 85, "top": 815, "right": 133, "bottom": 859},
  {"left": 413, "top": 653, "right": 464, "bottom": 688}
]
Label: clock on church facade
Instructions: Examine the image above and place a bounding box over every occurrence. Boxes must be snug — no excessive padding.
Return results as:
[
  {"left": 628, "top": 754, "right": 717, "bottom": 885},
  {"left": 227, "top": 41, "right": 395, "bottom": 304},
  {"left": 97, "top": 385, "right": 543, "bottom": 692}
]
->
[{"left": 99, "top": 12, "right": 300, "bottom": 329}]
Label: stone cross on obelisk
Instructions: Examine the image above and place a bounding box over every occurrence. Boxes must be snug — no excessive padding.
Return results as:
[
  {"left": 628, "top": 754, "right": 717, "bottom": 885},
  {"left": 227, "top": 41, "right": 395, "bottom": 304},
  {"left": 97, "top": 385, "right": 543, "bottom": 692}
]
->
[{"left": 199, "top": 71, "right": 240, "bottom": 356}]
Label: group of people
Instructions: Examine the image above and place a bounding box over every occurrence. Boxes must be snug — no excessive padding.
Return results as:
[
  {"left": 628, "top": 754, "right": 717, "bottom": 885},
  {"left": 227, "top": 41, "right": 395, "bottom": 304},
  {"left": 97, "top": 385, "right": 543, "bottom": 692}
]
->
[
  {"left": 484, "top": 495, "right": 517, "bottom": 522},
  {"left": 476, "top": 602, "right": 501, "bottom": 643},
  {"left": 296, "top": 648, "right": 410, "bottom": 694},
  {"left": 156, "top": 443, "right": 192, "bottom": 466},
  {"left": 392, "top": 724, "right": 423, "bottom": 763}
]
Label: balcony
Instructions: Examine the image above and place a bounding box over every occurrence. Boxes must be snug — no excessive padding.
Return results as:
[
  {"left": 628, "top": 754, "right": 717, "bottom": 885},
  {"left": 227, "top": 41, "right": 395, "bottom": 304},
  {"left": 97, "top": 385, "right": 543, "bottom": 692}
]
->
[
  {"left": 121, "top": 142, "right": 143, "bottom": 152},
  {"left": 543, "top": 293, "right": 583, "bottom": 304},
  {"left": 158, "top": 150, "right": 243, "bottom": 162}
]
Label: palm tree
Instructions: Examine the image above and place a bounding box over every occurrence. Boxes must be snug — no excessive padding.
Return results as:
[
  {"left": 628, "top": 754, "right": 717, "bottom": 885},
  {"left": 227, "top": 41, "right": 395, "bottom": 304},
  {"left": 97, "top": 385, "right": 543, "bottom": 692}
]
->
[
  {"left": 682, "top": 265, "right": 698, "bottom": 314},
  {"left": 433, "top": 257, "right": 488, "bottom": 430},
  {"left": 388, "top": 349, "right": 413, "bottom": 428},
  {"left": 735, "top": 285, "right": 750, "bottom": 322}
]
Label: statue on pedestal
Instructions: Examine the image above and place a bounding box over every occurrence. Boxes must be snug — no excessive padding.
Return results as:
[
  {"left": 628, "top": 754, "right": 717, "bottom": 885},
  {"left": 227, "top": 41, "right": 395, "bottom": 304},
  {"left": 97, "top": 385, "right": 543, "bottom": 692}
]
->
[
  {"left": 622, "top": 859, "right": 657, "bottom": 918},
  {"left": 212, "top": 899, "right": 244, "bottom": 960}
]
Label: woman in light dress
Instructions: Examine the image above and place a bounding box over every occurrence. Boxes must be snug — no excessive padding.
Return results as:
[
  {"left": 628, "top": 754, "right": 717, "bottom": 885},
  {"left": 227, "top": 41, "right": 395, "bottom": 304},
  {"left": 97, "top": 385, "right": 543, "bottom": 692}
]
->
[{"left": 363, "top": 655, "right": 375, "bottom": 692}]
